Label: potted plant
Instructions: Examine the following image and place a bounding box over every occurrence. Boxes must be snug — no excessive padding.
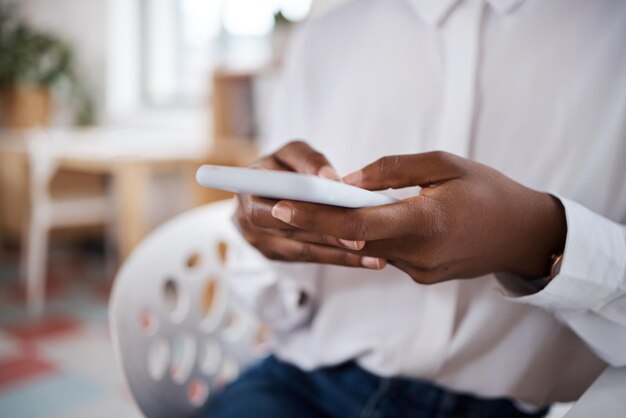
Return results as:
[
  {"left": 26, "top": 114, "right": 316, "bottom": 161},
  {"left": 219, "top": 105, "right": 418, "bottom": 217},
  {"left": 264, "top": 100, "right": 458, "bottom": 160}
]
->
[{"left": 0, "top": 3, "right": 94, "bottom": 128}]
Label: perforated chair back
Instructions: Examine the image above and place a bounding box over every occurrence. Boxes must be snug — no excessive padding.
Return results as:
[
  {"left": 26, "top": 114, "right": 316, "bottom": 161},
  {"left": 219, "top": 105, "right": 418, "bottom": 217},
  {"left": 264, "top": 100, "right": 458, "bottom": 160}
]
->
[{"left": 109, "top": 200, "right": 263, "bottom": 418}]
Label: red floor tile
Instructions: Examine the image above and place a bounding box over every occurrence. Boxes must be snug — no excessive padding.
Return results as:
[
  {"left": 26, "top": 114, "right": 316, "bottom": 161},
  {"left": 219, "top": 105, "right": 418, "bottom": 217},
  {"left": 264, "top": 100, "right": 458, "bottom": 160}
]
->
[
  {"left": 0, "top": 355, "right": 56, "bottom": 390},
  {"left": 2, "top": 315, "right": 81, "bottom": 342},
  {"left": 4, "top": 275, "right": 73, "bottom": 303}
]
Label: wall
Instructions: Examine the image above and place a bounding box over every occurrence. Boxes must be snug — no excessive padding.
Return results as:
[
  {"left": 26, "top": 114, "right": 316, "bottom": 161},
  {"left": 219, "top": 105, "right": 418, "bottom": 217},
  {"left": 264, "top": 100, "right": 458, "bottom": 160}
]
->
[{"left": 18, "top": 0, "right": 142, "bottom": 123}]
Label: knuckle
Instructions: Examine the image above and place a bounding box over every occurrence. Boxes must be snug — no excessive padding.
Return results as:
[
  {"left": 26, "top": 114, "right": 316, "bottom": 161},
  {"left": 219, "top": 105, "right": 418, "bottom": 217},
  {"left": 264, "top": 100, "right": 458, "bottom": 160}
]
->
[
  {"left": 248, "top": 154, "right": 274, "bottom": 169},
  {"left": 242, "top": 231, "right": 259, "bottom": 247},
  {"left": 265, "top": 253, "right": 283, "bottom": 261},
  {"left": 307, "top": 149, "right": 325, "bottom": 162},
  {"left": 430, "top": 150, "right": 452, "bottom": 164},
  {"left": 317, "top": 233, "right": 333, "bottom": 246},
  {"left": 297, "top": 244, "right": 314, "bottom": 263},
  {"left": 291, "top": 210, "right": 314, "bottom": 231},
  {"left": 341, "top": 252, "right": 358, "bottom": 267},
  {"left": 409, "top": 270, "right": 439, "bottom": 285},
  {"left": 417, "top": 258, "right": 440, "bottom": 272},
  {"left": 345, "top": 213, "right": 369, "bottom": 240},
  {"left": 424, "top": 269, "right": 443, "bottom": 284},
  {"left": 414, "top": 248, "right": 445, "bottom": 272},
  {"left": 303, "top": 149, "right": 328, "bottom": 174},
  {"left": 371, "top": 155, "right": 401, "bottom": 187},
  {"left": 246, "top": 200, "right": 265, "bottom": 226},
  {"left": 259, "top": 247, "right": 282, "bottom": 261},
  {"left": 431, "top": 151, "right": 464, "bottom": 172},
  {"left": 285, "top": 139, "right": 306, "bottom": 150},
  {"left": 376, "top": 155, "right": 394, "bottom": 175}
]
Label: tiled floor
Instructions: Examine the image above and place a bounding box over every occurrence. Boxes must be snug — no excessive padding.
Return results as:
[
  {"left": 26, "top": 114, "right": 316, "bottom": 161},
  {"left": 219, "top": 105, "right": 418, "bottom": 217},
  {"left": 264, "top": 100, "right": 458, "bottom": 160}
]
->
[{"left": 0, "top": 244, "right": 143, "bottom": 418}]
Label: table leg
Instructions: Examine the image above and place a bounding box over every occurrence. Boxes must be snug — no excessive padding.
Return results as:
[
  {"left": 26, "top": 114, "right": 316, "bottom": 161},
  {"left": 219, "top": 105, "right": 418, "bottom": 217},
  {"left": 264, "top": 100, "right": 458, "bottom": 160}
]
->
[{"left": 114, "top": 162, "right": 149, "bottom": 260}]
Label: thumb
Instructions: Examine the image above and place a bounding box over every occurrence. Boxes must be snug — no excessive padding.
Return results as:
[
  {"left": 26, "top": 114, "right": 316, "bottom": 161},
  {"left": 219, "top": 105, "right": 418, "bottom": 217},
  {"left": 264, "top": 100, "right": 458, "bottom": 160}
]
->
[{"left": 343, "top": 151, "right": 463, "bottom": 190}]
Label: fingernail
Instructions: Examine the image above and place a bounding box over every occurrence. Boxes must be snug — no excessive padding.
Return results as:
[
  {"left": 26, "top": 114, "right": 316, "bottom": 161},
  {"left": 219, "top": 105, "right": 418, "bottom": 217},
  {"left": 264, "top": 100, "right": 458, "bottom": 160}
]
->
[
  {"left": 361, "top": 257, "right": 384, "bottom": 269},
  {"left": 271, "top": 203, "right": 292, "bottom": 223},
  {"left": 318, "top": 165, "right": 340, "bottom": 180},
  {"left": 343, "top": 170, "right": 363, "bottom": 185},
  {"left": 339, "top": 239, "right": 365, "bottom": 250}
]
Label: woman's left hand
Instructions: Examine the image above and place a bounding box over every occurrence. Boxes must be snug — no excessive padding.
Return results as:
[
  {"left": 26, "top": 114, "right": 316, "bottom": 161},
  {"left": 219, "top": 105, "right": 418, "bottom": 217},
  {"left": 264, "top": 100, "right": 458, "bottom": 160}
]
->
[{"left": 270, "top": 151, "right": 567, "bottom": 284}]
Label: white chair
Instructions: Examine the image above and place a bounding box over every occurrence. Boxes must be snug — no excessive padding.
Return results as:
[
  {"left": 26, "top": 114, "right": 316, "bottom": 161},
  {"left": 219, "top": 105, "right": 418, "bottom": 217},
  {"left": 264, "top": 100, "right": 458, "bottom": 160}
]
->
[
  {"left": 22, "top": 130, "right": 114, "bottom": 315},
  {"left": 109, "top": 200, "right": 265, "bottom": 418}
]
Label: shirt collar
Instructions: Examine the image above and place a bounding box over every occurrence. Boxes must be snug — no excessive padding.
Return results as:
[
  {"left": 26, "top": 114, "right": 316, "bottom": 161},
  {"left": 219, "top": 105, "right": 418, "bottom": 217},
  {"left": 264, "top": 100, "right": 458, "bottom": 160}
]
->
[
  {"left": 311, "top": 0, "right": 526, "bottom": 25},
  {"left": 407, "top": 0, "right": 461, "bottom": 26},
  {"left": 406, "top": 0, "right": 526, "bottom": 26}
]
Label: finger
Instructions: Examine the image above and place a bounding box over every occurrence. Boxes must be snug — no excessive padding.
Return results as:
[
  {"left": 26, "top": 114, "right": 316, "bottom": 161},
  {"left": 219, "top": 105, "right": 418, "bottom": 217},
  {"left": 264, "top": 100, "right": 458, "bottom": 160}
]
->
[
  {"left": 235, "top": 208, "right": 384, "bottom": 268},
  {"left": 279, "top": 229, "right": 366, "bottom": 251},
  {"left": 273, "top": 141, "right": 340, "bottom": 179},
  {"left": 237, "top": 214, "right": 359, "bottom": 253},
  {"left": 343, "top": 151, "right": 465, "bottom": 190},
  {"left": 249, "top": 154, "right": 290, "bottom": 171},
  {"left": 238, "top": 194, "right": 298, "bottom": 230},
  {"left": 277, "top": 234, "right": 427, "bottom": 264},
  {"left": 259, "top": 235, "right": 385, "bottom": 269},
  {"left": 279, "top": 230, "right": 427, "bottom": 261},
  {"left": 271, "top": 198, "right": 434, "bottom": 241}
]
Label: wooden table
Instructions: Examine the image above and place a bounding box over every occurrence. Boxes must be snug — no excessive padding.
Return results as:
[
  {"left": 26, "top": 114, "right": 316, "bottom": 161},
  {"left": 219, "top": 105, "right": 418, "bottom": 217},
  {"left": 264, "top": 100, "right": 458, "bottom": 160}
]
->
[
  {"left": 63, "top": 155, "right": 201, "bottom": 259},
  {"left": 0, "top": 129, "right": 256, "bottom": 260}
]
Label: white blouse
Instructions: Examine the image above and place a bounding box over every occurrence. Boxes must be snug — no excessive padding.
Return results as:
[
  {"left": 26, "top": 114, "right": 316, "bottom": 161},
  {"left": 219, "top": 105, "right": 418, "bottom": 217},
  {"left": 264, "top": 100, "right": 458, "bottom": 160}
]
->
[{"left": 226, "top": 0, "right": 626, "bottom": 408}]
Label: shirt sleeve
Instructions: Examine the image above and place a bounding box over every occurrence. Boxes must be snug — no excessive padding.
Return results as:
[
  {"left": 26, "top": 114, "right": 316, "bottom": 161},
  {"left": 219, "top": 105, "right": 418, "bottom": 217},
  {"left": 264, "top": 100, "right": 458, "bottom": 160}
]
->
[
  {"left": 508, "top": 197, "right": 626, "bottom": 366},
  {"left": 225, "top": 223, "right": 320, "bottom": 332}
]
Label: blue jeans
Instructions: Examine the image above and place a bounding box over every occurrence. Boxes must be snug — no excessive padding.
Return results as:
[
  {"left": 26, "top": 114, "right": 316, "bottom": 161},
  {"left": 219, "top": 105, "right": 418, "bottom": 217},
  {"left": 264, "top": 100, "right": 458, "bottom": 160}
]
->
[{"left": 202, "top": 355, "right": 549, "bottom": 418}]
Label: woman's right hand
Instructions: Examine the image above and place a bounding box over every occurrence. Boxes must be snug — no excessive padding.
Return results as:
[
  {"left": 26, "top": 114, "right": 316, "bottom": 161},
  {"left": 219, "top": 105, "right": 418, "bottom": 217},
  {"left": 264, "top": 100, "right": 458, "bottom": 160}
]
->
[{"left": 234, "top": 141, "right": 386, "bottom": 270}]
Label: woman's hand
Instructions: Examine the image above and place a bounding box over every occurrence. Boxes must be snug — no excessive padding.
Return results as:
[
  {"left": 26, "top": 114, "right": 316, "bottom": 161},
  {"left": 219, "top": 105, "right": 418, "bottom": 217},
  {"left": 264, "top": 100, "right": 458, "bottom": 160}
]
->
[
  {"left": 269, "top": 151, "right": 567, "bottom": 284},
  {"left": 234, "top": 141, "right": 387, "bottom": 270}
]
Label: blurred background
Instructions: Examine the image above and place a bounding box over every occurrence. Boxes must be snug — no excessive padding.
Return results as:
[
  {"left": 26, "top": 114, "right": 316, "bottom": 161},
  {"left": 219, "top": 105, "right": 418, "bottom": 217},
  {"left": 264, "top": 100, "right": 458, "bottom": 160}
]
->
[{"left": 0, "top": 0, "right": 326, "bottom": 416}]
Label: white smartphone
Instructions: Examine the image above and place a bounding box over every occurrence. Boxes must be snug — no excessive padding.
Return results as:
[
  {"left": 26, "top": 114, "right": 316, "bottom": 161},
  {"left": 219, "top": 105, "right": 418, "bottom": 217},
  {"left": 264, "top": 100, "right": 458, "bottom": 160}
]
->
[{"left": 196, "top": 165, "right": 397, "bottom": 208}]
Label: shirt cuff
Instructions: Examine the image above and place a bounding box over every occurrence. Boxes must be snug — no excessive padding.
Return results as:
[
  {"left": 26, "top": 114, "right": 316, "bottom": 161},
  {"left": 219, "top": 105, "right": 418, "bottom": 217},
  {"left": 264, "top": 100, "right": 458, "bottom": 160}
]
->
[
  {"left": 507, "top": 197, "right": 626, "bottom": 313},
  {"left": 226, "top": 226, "right": 319, "bottom": 332}
]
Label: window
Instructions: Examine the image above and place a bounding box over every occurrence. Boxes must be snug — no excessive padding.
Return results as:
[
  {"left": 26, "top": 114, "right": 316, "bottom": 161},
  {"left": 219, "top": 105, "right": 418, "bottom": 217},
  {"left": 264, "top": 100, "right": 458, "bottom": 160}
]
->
[{"left": 141, "top": 0, "right": 313, "bottom": 106}]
